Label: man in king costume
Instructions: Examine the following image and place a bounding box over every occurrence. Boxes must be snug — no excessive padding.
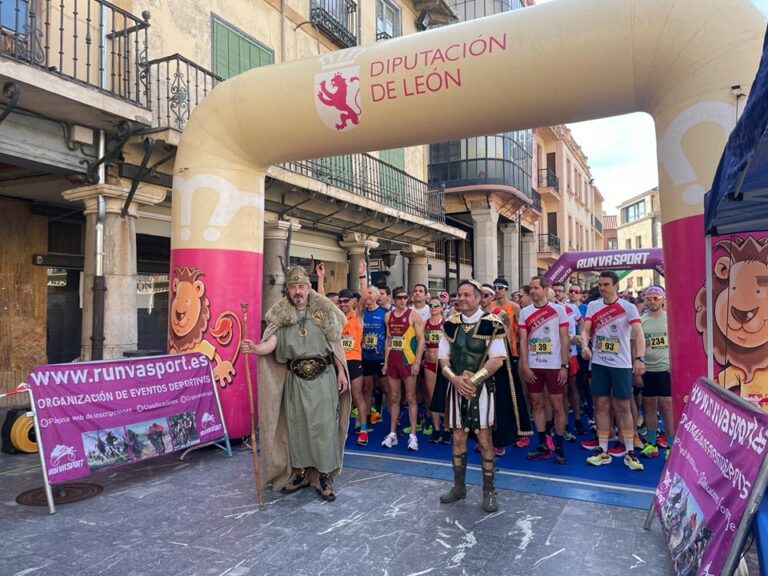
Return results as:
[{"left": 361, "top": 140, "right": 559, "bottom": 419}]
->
[
  {"left": 241, "top": 265, "right": 351, "bottom": 502},
  {"left": 438, "top": 279, "right": 530, "bottom": 513}
]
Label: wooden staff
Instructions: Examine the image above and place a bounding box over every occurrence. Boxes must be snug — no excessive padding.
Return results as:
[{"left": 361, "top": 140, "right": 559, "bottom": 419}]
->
[{"left": 240, "top": 303, "right": 264, "bottom": 511}]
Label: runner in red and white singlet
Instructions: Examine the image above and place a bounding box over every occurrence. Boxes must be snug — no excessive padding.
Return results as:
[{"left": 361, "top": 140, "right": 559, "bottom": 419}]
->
[{"left": 518, "top": 276, "right": 570, "bottom": 464}]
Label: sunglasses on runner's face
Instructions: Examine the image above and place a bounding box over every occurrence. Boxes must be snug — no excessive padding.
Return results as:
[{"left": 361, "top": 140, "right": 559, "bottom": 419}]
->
[
  {"left": 645, "top": 296, "right": 663, "bottom": 302},
  {"left": 429, "top": 303, "right": 442, "bottom": 308},
  {"left": 493, "top": 284, "right": 508, "bottom": 290},
  {"left": 569, "top": 289, "right": 581, "bottom": 294},
  {"left": 395, "top": 295, "right": 408, "bottom": 300},
  {"left": 337, "top": 298, "right": 350, "bottom": 304}
]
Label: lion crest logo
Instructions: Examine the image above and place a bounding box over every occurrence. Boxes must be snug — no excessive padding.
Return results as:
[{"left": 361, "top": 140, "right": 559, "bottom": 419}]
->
[{"left": 315, "top": 65, "right": 361, "bottom": 131}]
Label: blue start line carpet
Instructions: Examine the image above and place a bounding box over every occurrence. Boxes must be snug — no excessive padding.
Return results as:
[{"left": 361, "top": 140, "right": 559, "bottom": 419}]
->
[{"left": 344, "top": 410, "right": 665, "bottom": 510}]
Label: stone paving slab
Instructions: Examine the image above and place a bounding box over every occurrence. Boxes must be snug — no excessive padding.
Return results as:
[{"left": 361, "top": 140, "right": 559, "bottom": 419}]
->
[{"left": 0, "top": 446, "right": 753, "bottom": 576}]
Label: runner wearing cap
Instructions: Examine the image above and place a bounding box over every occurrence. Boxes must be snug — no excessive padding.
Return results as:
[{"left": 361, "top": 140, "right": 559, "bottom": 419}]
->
[{"left": 640, "top": 285, "right": 674, "bottom": 458}]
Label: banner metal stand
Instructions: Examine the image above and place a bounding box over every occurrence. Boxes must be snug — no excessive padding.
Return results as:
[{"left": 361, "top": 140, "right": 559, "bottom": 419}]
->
[
  {"left": 180, "top": 361, "right": 232, "bottom": 460},
  {"left": 0, "top": 385, "right": 56, "bottom": 514}
]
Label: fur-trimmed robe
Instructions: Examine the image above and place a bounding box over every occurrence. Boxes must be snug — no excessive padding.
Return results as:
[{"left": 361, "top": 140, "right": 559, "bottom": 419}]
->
[{"left": 257, "top": 290, "right": 351, "bottom": 491}]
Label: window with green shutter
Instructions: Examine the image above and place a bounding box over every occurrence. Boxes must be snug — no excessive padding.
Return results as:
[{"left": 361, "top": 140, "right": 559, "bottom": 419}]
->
[
  {"left": 379, "top": 148, "right": 406, "bottom": 210},
  {"left": 212, "top": 15, "right": 274, "bottom": 80}
]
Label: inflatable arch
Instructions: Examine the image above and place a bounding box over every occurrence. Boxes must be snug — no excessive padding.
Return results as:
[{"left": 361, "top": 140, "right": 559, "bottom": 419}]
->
[{"left": 169, "top": 0, "right": 767, "bottom": 437}]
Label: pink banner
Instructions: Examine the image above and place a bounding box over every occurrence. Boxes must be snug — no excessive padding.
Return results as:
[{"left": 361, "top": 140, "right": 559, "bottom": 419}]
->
[
  {"left": 169, "top": 248, "right": 263, "bottom": 438},
  {"left": 656, "top": 378, "right": 768, "bottom": 575},
  {"left": 27, "top": 354, "right": 225, "bottom": 484}
]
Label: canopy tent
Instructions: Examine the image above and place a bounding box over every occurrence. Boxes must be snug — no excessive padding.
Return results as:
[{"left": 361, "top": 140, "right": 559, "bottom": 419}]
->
[{"left": 704, "top": 26, "right": 768, "bottom": 235}]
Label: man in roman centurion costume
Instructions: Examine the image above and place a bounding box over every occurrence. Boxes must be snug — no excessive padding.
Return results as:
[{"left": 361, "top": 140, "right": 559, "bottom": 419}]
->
[
  {"left": 438, "top": 279, "right": 530, "bottom": 513},
  {"left": 241, "top": 265, "right": 351, "bottom": 502}
]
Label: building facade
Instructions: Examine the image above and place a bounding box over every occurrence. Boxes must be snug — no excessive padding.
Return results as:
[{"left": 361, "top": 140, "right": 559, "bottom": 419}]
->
[
  {"left": 428, "top": 0, "right": 541, "bottom": 292},
  {"left": 533, "top": 124, "right": 604, "bottom": 286},
  {"left": 603, "top": 213, "right": 618, "bottom": 250},
  {"left": 616, "top": 186, "right": 663, "bottom": 292},
  {"left": 0, "top": 0, "right": 464, "bottom": 407}
]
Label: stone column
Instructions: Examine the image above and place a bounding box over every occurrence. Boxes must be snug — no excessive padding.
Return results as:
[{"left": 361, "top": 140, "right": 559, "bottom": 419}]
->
[
  {"left": 521, "top": 232, "right": 537, "bottom": 284},
  {"left": 62, "top": 183, "right": 166, "bottom": 360},
  {"left": 470, "top": 205, "right": 500, "bottom": 282},
  {"left": 500, "top": 222, "right": 520, "bottom": 289},
  {"left": 338, "top": 232, "right": 379, "bottom": 291},
  {"left": 401, "top": 246, "right": 431, "bottom": 290},
  {"left": 263, "top": 219, "right": 301, "bottom": 314}
]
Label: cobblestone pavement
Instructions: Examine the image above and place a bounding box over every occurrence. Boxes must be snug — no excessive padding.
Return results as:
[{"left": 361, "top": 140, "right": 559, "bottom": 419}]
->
[{"left": 0, "top": 446, "right": 754, "bottom": 576}]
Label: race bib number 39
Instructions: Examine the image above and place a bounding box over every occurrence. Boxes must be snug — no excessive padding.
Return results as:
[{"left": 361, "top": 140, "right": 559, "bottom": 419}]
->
[
  {"left": 390, "top": 336, "right": 404, "bottom": 351},
  {"left": 596, "top": 336, "right": 620, "bottom": 354},
  {"left": 529, "top": 338, "right": 552, "bottom": 354}
]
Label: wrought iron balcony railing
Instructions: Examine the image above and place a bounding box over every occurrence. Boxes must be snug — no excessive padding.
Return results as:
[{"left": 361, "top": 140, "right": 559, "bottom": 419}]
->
[
  {"left": 310, "top": 0, "right": 357, "bottom": 48},
  {"left": 538, "top": 233, "right": 561, "bottom": 254},
  {"left": 530, "top": 188, "right": 542, "bottom": 212},
  {"left": 279, "top": 153, "right": 445, "bottom": 224},
  {"left": 376, "top": 30, "right": 392, "bottom": 42},
  {"left": 0, "top": 0, "right": 150, "bottom": 106},
  {"left": 143, "top": 54, "right": 222, "bottom": 131},
  {"left": 537, "top": 168, "right": 559, "bottom": 192},
  {"left": 592, "top": 214, "right": 603, "bottom": 233}
]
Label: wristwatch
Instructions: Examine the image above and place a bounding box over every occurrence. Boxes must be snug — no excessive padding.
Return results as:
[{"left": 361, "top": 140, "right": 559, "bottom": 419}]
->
[
  {"left": 560, "top": 363, "right": 568, "bottom": 369},
  {"left": 635, "top": 356, "right": 645, "bottom": 362}
]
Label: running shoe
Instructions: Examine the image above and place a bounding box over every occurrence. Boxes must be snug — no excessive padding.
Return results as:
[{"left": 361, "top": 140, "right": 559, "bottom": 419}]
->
[
  {"left": 351, "top": 407, "right": 359, "bottom": 418},
  {"left": 657, "top": 434, "right": 668, "bottom": 449},
  {"left": 607, "top": 443, "right": 627, "bottom": 457},
  {"left": 403, "top": 423, "right": 423, "bottom": 434},
  {"left": 588, "top": 418, "right": 596, "bottom": 432},
  {"left": 494, "top": 447, "right": 506, "bottom": 457},
  {"left": 369, "top": 408, "right": 383, "bottom": 424},
  {"left": 356, "top": 431, "right": 368, "bottom": 446},
  {"left": 563, "top": 429, "right": 576, "bottom": 442},
  {"left": 624, "top": 452, "right": 644, "bottom": 471},
  {"left": 586, "top": 448, "right": 612, "bottom": 466},
  {"left": 640, "top": 443, "right": 658, "bottom": 458},
  {"left": 574, "top": 421, "right": 587, "bottom": 436},
  {"left": 515, "top": 436, "right": 531, "bottom": 448},
  {"left": 407, "top": 433, "right": 419, "bottom": 451},
  {"left": 545, "top": 435, "right": 555, "bottom": 452},
  {"left": 554, "top": 448, "right": 568, "bottom": 465},
  {"left": 381, "top": 432, "right": 398, "bottom": 448},
  {"left": 422, "top": 424, "right": 434, "bottom": 436},
  {"left": 527, "top": 444, "right": 553, "bottom": 461},
  {"left": 429, "top": 431, "right": 443, "bottom": 444},
  {"left": 580, "top": 437, "right": 599, "bottom": 450},
  {"left": 665, "top": 448, "right": 670, "bottom": 460}
]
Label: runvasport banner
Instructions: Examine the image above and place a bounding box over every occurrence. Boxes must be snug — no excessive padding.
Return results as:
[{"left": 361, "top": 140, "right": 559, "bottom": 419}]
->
[{"left": 27, "top": 353, "right": 226, "bottom": 483}]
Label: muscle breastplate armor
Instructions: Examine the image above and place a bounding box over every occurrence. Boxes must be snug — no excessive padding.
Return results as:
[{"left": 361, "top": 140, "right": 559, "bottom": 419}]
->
[{"left": 450, "top": 324, "right": 486, "bottom": 374}]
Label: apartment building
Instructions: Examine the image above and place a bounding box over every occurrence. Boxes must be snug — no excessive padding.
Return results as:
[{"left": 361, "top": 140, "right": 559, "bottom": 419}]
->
[
  {"left": 617, "top": 186, "right": 663, "bottom": 292},
  {"left": 533, "top": 124, "right": 604, "bottom": 285},
  {"left": 0, "top": 0, "right": 464, "bottom": 405},
  {"left": 428, "top": 0, "right": 541, "bottom": 292}
]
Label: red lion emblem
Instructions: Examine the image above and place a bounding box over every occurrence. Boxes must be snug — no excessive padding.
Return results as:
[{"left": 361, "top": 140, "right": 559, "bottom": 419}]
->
[{"left": 317, "top": 72, "right": 361, "bottom": 130}]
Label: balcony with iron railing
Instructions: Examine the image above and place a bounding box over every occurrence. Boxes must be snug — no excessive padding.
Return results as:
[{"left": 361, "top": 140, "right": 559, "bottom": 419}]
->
[
  {"left": 143, "top": 54, "right": 222, "bottom": 131},
  {"left": 279, "top": 153, "right": 445, "bottom": 224},
  {"left": 592, "top": 214, "right": 603, "bottom": 234},
  {"left": 310, "top": 0, "right": 358, "bottom": 48},
  {"left": 530, "top": 188, "right": 542, "bottom": 212},
  {"left": 537, "top": 168, "right": 559, "bottom": 194},
  {"left": 538, "top": 233, "right": 561, "bottom": 255},
  {"left": 0, "top": 0, "right": 150, "bottom": 107}
]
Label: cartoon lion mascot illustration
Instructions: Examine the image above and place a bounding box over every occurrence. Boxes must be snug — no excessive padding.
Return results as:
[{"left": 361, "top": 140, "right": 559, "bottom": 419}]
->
[
  {"left": 695, "top": 236, "right": 768, "bottom": 410},
  {"left": 168, "top": 266, "right": 242, "bottom": 387}
]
